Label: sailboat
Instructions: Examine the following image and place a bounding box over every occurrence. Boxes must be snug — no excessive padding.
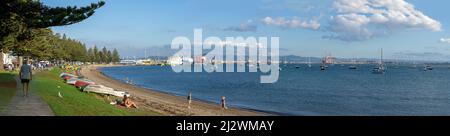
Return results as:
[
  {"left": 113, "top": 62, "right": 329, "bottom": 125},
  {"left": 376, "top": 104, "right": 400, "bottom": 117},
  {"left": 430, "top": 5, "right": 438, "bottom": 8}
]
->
[
  {"left": 320, "top": 65, "right": 326, "bottom": 70},
  {"left": 320, "top": 56, "right": 328, "bottom": 71},
  {"left": 349, "top": 57, "right": 357, "bottom": 70},
  {"left": 372, "top": 49, "right": 385, "bottom": 74},
  {"left": 308, "top": 57, "right": 312, "bottom": 68},
  {"left": 320, "top": 59, "right": 326, "bottom": 71}
]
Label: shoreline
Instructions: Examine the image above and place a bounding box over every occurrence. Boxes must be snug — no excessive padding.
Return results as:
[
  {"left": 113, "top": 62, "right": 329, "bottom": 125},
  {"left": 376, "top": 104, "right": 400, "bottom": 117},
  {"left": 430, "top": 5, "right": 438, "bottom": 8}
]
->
[
  {"left": 99, "top": 69, "right": 288, "bottom": 115},
  {"left": 80, "top": 64, "right": 267, "bottom": 116}
]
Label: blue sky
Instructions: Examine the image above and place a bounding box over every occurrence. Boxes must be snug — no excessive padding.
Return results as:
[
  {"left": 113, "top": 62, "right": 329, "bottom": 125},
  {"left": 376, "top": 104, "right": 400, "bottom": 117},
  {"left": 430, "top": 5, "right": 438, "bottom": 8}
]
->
[{"left": 42, "top": 0, "right": 450, "bottom": 61}]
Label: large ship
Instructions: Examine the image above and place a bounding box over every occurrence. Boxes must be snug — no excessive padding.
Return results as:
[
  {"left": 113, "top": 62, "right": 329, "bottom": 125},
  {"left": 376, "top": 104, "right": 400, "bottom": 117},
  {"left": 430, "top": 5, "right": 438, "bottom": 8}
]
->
[{"left": 323, "top": 54, "right": 336, "bottom": 65}]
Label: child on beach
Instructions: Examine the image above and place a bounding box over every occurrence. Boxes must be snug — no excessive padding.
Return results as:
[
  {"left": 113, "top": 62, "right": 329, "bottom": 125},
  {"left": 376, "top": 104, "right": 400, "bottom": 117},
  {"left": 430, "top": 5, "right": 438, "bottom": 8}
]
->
[
  {"left": 187, "top": 92, "right": 192, "bottom": 109},
  {"left": 221, "top": 96, "right": 227, "bottom": 110}
]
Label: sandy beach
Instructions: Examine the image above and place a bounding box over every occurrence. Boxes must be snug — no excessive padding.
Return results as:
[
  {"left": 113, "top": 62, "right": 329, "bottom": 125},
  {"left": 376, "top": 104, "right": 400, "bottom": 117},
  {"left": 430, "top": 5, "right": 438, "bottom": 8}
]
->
[{"left": 80, "top": 65, "right": 265, "bottom": 116}]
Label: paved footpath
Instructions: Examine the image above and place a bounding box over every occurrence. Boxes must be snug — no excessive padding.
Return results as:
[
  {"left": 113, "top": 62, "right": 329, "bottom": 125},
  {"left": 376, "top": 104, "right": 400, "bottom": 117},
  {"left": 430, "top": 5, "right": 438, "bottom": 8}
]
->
[{"left": 0, "top": 77, "right": 54, "bottom": 116}]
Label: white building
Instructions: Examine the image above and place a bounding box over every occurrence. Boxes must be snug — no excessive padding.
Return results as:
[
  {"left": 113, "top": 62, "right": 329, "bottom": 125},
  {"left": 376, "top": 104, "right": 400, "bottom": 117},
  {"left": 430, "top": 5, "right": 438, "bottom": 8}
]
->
[
  {"left": 119, "top": 60, "right": 137, "bottom": 65},
  {"left": 167, "top": 56, "right": 183, "bottom": 65}
]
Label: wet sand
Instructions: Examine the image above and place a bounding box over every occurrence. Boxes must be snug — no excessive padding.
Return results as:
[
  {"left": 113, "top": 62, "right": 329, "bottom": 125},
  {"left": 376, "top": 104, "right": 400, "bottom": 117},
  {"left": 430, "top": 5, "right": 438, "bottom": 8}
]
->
[{"left": 80, "top": 65, "right": 265, "bottom": 116}]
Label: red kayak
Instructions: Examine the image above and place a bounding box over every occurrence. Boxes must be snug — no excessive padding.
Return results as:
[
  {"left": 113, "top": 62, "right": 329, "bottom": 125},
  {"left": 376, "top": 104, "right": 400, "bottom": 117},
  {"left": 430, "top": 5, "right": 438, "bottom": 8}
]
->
[
  {"left": 74, "top": 80, "right": 94, "bottom": 89},
  {"left": 63, "top": 75, "right": 73, "bottom": 81}
]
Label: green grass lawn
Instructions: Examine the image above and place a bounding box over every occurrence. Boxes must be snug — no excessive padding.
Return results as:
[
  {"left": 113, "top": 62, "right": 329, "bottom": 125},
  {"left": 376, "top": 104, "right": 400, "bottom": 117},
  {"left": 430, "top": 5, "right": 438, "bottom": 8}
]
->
[
  {"left": 0, "top": 71, "right": 17, "bottom": 112},
  {"left": 31, "top": 68, "right": 161, "bottom": 116}
]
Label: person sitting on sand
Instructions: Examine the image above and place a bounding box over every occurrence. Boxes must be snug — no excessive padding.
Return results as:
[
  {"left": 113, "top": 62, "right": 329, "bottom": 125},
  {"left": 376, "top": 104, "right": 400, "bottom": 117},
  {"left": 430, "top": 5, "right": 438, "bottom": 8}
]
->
[{"left": 122, "top": 95, "right": 138, "bottom": 109}]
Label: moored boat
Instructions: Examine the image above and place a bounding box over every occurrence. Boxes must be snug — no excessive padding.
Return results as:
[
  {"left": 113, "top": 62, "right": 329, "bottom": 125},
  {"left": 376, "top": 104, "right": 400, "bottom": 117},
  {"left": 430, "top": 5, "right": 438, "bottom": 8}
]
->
[
  {"left": 424, "top": 65, "right": 433, "bottom": 71},
  {"left": 372, "top": 67, "right": 385, "bottom": 74},
  {"left": 372, "top": 49, "right": 385, "bottom": 74},
  {"left": 320, "top": 65, "right": 326, "bottom": 70}
]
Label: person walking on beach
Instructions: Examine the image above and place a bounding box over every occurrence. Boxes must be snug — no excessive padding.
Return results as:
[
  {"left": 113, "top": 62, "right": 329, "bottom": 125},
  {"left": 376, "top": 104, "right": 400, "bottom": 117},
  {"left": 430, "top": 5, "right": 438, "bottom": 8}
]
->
[
  {"left": 187, "top": 92, "right": 192, "bottom": 109},
  {"left": 221, "top": 96, "right": 227, "bottom": 110},
  {"left": 19, "top": 60, "right": 32, "bottom": 97}
]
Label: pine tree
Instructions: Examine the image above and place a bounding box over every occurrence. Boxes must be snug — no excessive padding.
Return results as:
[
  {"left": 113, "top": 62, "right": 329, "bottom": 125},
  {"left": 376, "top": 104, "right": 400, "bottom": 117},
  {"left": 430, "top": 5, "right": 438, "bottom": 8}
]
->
[
  {"left": 112, "top": 48, "right": 120, "bottom": 63},
  {"left": 106, "top": 50, "right": 112, "bottom": 64},
  {"left": 101, "top": 47, "right": 108, "bottom": 63},
  {"left": 87, "top": 47, "right": 94, "bottom": 63},
  {"left": 93, "top": 46, "right": 99, "bottom": 63},
  {"left": 0, "top": 0, "right": 105, "bottom": 70}
]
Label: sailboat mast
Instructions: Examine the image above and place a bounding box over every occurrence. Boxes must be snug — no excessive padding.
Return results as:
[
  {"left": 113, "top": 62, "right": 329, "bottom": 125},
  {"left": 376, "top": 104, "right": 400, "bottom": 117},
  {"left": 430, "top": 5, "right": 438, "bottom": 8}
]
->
[
  {"left": 380, "top": 48, "right": 384, "bottom": 69},
  {"left": 381, "top": 48, "right": 384, "bottom": 69},
  {"left": 144, "top": 48, "right": 147, "bottom": 59},
  {"left": 380, "top": 48, "right": 383, "bottom": 64}
]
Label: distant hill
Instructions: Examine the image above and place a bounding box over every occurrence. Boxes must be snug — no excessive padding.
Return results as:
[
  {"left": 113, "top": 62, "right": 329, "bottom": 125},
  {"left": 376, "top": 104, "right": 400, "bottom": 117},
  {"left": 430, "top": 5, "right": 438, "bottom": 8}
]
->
[{"left": 125, "top": 55, "right": 448, "bottom": 64}]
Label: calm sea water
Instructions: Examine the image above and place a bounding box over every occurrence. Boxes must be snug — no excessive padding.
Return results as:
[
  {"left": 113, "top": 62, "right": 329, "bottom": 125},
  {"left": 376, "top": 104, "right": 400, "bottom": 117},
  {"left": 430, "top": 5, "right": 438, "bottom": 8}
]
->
[{"left": 99, "top": 64, "right": 450, "bottom": 115}]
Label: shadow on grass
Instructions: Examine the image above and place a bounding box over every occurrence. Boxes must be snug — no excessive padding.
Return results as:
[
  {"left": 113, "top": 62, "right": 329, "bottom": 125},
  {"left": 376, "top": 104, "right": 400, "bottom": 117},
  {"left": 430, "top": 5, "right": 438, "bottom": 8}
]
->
[{"left": 0, "top": 71, "right": 17, "bottom": 112}]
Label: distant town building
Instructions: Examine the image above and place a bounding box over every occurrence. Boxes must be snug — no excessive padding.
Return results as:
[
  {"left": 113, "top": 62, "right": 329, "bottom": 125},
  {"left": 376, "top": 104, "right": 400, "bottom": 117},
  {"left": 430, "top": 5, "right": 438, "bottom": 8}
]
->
[
  {"left": 167, "top": 56, "right": 182, "bottom": 65},
  {"left": 136, "top": 59, "right": 157, "bottom": 65},
  {"left": 194, "top": 56, "right": 206, "bottom": 64}
]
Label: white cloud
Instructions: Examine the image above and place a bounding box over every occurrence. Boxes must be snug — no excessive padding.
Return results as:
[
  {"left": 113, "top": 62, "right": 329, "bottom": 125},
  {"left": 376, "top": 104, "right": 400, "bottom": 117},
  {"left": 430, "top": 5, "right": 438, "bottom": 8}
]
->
[
  {"left": 324, "top": 13, "right": 375, "bottom": 41},
  {"left": 262, "top": 16, "right": 320, "bottom": 30},
  {"left": 259, "top": 0, "right": 441, "bottom": 41},
  {"left": 327, "top": 0, "right": 442, "bottom": 41},
  {"left": 440, "top": 38, "right": 450, "bottom": 44}
]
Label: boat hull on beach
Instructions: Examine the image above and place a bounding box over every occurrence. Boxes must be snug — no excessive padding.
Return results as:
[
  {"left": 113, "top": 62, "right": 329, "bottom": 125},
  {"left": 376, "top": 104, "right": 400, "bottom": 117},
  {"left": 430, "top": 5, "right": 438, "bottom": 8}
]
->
[
  {"left": 60, "top": 73, "right": 77, "bottom": 78},
  {"left": 80, "top": 65, "right": 264, "bottom": 116},
  {"left": 74, "top": 80, "right": 94, "bottom": 89},
  {"left": 83, "top": 84, "right": 130, "bottom": 97},
  {"left": 62, "top": 75, "right": 75, "bottom": 81},
  {"left": 66, "top": 77, "right": 80, "bottom": 85}
]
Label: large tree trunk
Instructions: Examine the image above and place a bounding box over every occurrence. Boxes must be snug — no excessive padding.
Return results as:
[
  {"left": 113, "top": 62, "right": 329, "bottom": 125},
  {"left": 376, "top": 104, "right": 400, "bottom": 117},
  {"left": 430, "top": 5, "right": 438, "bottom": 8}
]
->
[{"left": 18, "top": 56, "right": 23, "bottom": 69}]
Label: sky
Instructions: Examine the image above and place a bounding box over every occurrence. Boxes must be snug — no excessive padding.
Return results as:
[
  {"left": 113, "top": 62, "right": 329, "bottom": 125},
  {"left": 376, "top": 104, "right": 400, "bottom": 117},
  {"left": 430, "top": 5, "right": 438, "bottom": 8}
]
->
[{"left": 42, "top": 0, "right": 450, "bottom": 61}]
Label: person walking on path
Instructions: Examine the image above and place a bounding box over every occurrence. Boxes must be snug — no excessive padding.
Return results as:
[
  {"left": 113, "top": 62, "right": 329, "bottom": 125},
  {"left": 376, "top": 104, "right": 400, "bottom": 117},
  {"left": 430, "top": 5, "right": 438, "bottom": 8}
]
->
[{"left": 19, "top": 60, "right": 32, "bottom": 97}]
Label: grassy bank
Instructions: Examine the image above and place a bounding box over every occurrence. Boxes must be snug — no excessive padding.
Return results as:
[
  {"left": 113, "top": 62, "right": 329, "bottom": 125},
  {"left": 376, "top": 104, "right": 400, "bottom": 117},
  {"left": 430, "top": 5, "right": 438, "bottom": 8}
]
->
[
  {"left": 32, "top": 68, "right": 161, "bottom": 116},
  {"left": 0, "top": 71, "right": 17, "bottom": 112}
]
